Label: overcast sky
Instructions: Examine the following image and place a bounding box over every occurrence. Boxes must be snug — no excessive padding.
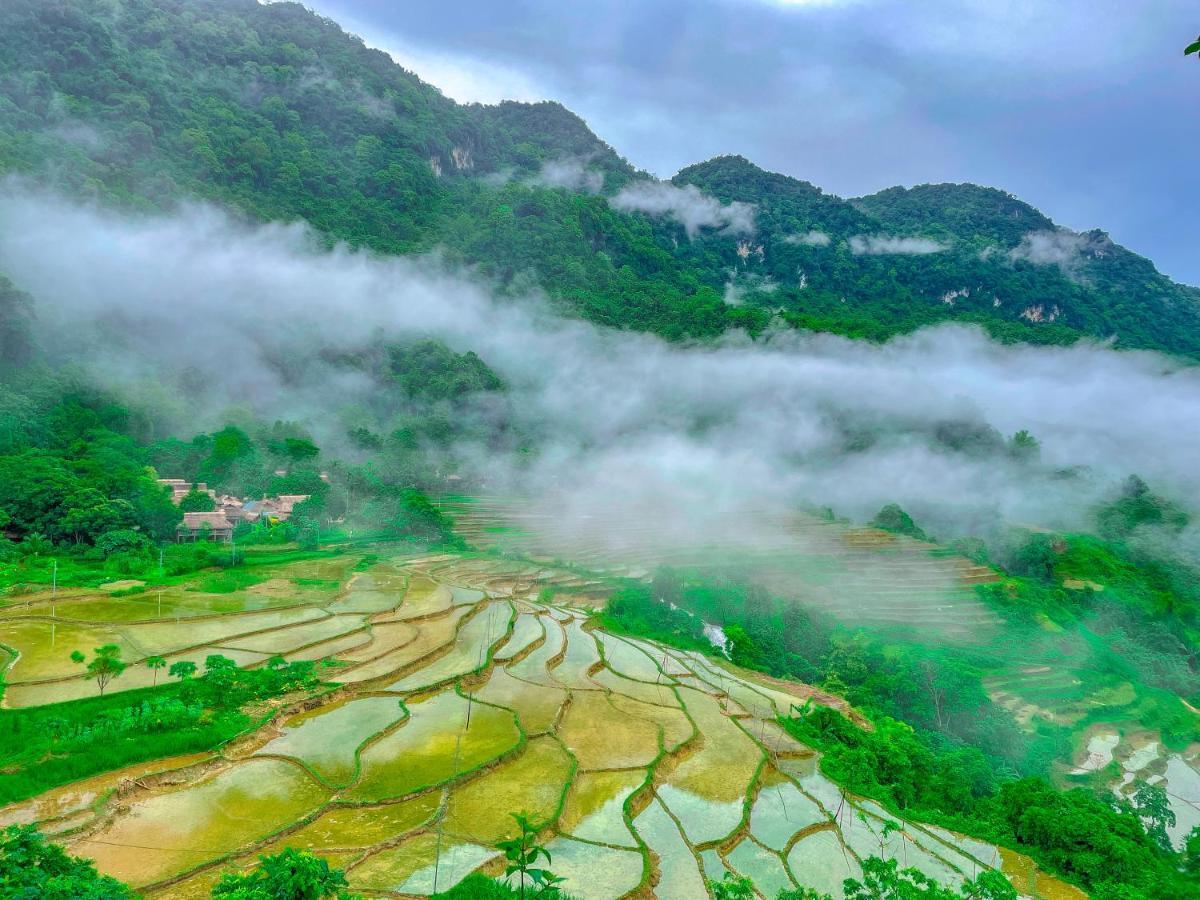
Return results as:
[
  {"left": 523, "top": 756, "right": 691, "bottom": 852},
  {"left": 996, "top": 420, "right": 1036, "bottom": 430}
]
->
[{"left": 306, "top": 0, "right": 1199, "bottom": 286}]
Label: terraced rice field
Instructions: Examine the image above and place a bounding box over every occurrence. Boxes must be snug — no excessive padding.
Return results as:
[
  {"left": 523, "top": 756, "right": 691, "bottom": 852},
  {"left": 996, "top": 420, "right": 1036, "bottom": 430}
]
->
[
  {"left": 445, "top": 496, "right": 1200, "bottom": 827},
  {"left": 978, "top": 608, "right": 1150, "bottom": 736},
  {"left": 0, "top": 551, "right": 1079, "bottom": 898},
  {"left": 982, "top": 663, "right": 1135, "bottom": 730},
  {"left": 438, "top": 497, "right": 1002, "bottom": 643},
  {"left": 0, "top": 557, "right": 364, "bottom": 707}
]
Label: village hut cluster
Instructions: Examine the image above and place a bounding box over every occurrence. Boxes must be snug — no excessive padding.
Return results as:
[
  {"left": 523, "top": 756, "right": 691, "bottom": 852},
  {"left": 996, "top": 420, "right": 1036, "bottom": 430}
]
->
[{"left": 157, "top": 478, "right": 313, "bottom": 542}]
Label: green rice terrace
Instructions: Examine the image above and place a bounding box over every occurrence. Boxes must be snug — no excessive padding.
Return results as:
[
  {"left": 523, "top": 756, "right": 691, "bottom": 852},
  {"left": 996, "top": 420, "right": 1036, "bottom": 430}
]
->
[
  {"left": 0, "top": 538, "right": 1082, "bottom": 898},
  {"left": 441, "top": 496, "right": 1200, "bottom": 865}
]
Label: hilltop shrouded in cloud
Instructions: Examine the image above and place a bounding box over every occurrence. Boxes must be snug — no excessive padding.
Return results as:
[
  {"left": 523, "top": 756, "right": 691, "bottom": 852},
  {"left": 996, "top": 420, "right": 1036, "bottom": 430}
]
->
[
  {"left": 1, "top": 183, "right": 1197, "bottom": 552},
  {"left": 526, "top": 157, "right": 605, "bottom": 193}
]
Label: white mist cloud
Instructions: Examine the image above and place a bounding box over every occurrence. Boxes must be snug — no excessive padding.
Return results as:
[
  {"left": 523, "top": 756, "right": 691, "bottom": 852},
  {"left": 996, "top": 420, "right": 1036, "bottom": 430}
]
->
[
  {"left": 1, "top": 184, "right": 1197, "bottom": 557},
  {"left": 723, "top": 272, "right": 778, "bottom": 306},
  {"left": 610, "top": 181, "right": 756, "bottom": 237},
  {"left": 849, "top": 235, "right": 949, "bottom": 255},
  {"left": 784, "top": 230, "right": 831, "bottom": 247},
  {"left": 1009, "top": 228, "right": 1111, "bottom": 275},
  {"left": 525, "top": 157, "right": 603, "bottom": 193}
]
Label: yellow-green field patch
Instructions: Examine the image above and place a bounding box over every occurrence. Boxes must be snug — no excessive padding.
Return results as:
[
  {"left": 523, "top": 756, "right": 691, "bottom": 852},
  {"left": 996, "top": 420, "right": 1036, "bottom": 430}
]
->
[
  {"left": 471, "top": 667, "right": 566, "bottom": 735},
  {"left": 559, "top": 769, "right": 643, "bottom": 848},
  {"left": 346, "top": 690, "right": 520, "bottom": 801},
  {"left": 387, "top": 602, "right": 511, "bottom": 693},
  {"left": 258, "top": 793, "right": 439, "bottom": 852},
  {"left": 71, "top": 759, "right": 328, "bottom": 887},
  {"left": 254, "top": 695, "right": 406, "bottom": 785},
  {"left": 657, "top": 688, "right": 762, "bottom": 844},
  {"left": 217, "top": 614, "right": 367, "bottom": 655},
  {"left": 558, "top": 692, "right": 660, "bottom": 770},
  {"left": 0, "top": 620, "right": 142, "bottom": 682},
  {"left": 348, "top": 832, "right": 497, "bottom": 894},
  {"left": 442, "top": 735, "right": 572, "bottom": 843}
]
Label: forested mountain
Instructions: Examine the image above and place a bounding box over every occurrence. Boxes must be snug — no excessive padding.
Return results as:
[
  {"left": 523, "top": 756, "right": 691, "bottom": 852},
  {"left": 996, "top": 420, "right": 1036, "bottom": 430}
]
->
[
  {"left": 1, "top": 0, "right": 1197, "bottom": 355},
  {"left": 4, "top": 4, "right": 1200, "bottom": 899},
  {"left": 678, "top": 156, "right": 1200, "bottom": 352}
]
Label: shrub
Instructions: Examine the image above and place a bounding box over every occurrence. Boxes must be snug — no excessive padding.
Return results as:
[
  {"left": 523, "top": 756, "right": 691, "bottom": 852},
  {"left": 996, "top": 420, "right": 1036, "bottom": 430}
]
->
[
  {"left": 94, "top": 529, "right": 152, "bottom": 557},
  {"left": 0, "top": 824, "right": 130, "bottom": 898}
]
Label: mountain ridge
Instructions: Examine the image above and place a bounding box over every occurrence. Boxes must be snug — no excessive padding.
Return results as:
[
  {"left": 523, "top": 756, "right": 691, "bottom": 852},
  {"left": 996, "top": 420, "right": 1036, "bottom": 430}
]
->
[{"left": 0, "top": 0, "right": 1197, "bottom": 355}]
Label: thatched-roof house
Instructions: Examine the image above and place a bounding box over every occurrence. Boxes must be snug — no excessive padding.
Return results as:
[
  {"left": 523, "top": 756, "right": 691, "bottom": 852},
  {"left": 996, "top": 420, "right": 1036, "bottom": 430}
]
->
[{"left": 177, "top": 511, "right": 233, "bottom": 542}]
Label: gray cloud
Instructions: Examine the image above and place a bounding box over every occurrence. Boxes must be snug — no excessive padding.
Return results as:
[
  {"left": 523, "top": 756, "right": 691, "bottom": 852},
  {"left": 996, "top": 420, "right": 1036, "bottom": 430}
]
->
[
  {"left": 2, "top": 186, "right": 1198, "bottom": 564},
  {"left": 849, "top": 235, "right": 948, "bottom": 255},
  {"left": 610, "top": 180, "right": 756, "bottom": 237},
  {"left": 309, "top": 0, "right": 1200, "bottom": 286}
]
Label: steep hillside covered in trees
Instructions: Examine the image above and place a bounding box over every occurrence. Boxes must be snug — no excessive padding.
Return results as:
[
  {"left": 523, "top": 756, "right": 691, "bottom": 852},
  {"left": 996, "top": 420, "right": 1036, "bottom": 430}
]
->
[{"left": 0, "top": 0, "right": 1198, "bottom": 353}]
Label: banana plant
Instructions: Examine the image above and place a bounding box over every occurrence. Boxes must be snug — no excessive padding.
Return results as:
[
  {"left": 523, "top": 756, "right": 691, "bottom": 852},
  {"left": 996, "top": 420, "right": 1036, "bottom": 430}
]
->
[{"left": 495, "top": 813, "right": 565, "bottom": 899}]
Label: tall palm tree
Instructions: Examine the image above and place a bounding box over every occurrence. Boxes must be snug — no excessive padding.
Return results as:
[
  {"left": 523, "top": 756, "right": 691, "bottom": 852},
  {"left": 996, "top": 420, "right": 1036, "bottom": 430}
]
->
[{"left": 146, "top": 655, "right": 167, "bottom": 687}]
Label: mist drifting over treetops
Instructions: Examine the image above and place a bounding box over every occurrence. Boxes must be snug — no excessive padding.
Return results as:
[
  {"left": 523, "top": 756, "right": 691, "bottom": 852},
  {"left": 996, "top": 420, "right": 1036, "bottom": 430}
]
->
[{"left": 1, "top": 181, "right": 1197, "bottom": 553}]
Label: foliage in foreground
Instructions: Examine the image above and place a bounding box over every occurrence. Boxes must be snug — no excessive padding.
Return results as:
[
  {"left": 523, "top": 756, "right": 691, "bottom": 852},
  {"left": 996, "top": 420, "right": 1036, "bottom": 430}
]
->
[
  {"left": 495, "top": 812, "right": 565, "bottom": 897},
  {"left": 843, "top": 857, "right": 1016, "bottom": 899},
  {"left": 14, "top": 814, "right": 1173, "bottom": 900},
  {"left": 0, "top": 824, "right": 130, "bottom": 900},
  {"left": 710, "top": 855, "right": 1018, "bottom": 899},
  {"left": 212, "top": 848, "right": 358, "bottom": 900},
  {"left": 433, "top": 873, "right": 569, "bottom": 900}
]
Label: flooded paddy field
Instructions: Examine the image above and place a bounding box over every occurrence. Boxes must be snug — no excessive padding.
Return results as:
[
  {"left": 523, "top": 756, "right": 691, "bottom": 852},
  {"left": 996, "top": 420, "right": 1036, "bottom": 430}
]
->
[
  {"left": 0, "top": 547, "right": 1082, "bottom": 898},
  {"left": 1058, "top": 724, "right": 1200, "bottom": 851}
]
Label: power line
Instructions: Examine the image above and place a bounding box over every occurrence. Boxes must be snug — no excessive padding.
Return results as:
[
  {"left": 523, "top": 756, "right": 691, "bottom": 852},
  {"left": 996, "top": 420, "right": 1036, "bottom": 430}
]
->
[{"left": 76, "top": 838, "right": 229, "bottom": 854}]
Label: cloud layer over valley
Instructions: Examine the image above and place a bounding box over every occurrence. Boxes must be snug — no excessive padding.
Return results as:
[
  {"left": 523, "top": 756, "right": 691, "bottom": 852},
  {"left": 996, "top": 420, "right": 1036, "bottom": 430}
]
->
[{"left": 2, "top": 183, "right": 1197, "bottom": 554}]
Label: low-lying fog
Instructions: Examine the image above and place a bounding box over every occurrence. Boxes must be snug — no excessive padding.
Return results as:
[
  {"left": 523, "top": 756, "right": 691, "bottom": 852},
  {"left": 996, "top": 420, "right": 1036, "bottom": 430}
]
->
[{"left": 1, "top": 182, "right": 1197, "bottom": 554}]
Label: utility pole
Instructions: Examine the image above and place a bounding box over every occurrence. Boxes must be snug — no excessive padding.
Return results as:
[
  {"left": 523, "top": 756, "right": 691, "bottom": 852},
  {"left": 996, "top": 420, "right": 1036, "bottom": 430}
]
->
[
  {"left": 157, "top": 545, "right": 165, "bottom": 617},
  {"left": 50, "top": 558, "right": 58, "bottom": 647}
]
